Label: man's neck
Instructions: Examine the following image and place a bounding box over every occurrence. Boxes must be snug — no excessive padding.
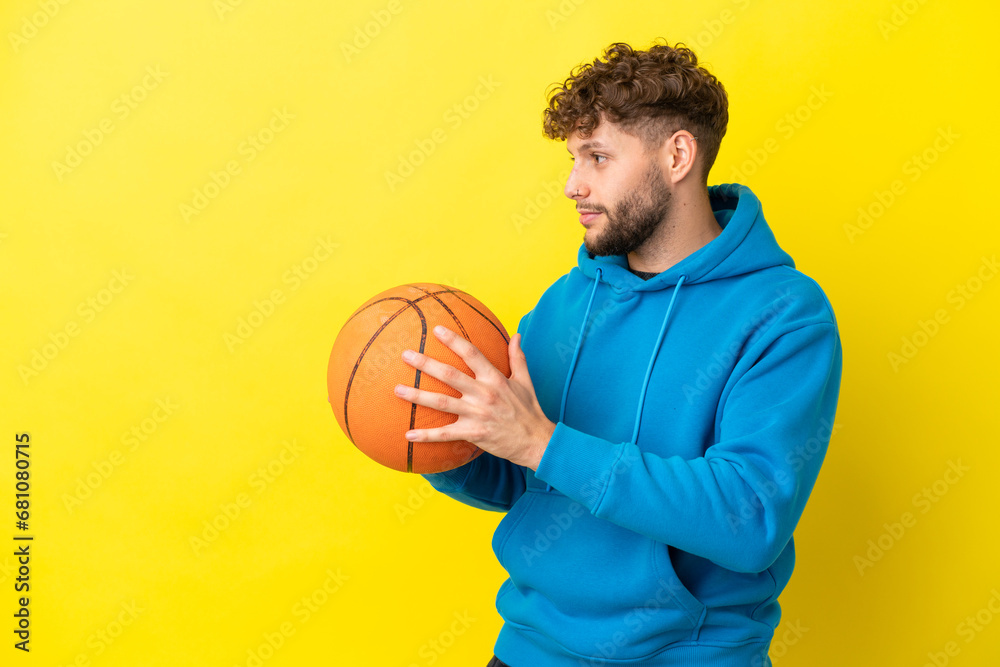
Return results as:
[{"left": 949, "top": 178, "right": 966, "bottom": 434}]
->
[{"left": 628, "top": 190, "right": 721, "bottom": 274}]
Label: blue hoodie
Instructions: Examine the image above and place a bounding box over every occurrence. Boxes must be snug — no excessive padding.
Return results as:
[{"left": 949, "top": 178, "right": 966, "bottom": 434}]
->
[{"left": 423, "top": 183, "right": 842, "bottom": 667}]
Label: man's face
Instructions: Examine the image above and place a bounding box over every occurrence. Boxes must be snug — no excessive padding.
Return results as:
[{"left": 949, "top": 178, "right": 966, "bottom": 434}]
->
[{"left": 565, "top": 120, "right": 673, "bottom": 257}]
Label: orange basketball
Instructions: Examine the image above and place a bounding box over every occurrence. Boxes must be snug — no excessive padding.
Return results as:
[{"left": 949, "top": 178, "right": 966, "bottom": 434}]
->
[{"left": 327, "top": 283, "right": 511, "bottom": 473}]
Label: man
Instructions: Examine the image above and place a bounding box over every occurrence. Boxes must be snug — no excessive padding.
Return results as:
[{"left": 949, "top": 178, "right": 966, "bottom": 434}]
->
[{"left": 393, "top": 41, "right": 842, "bottom": 666}]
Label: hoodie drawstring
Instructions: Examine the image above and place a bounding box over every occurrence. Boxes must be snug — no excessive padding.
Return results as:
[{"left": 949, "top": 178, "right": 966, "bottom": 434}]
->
[
  {"left": 546, "top": 268, "right": 603, "bottom": 492},
  {"left": 631, "top": 275, "right": 686, "bottom": 443},
  {"left": 545, "top": 270, "right": 687, "bottom": 491},
  {"left": 558, "top": 267, "right": 603, "bottom": 424}
]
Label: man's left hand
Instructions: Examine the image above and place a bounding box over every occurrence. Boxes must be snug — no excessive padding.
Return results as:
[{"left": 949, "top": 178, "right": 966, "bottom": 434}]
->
[{"left": 394, "top": 325, "right": 555, "bottom": 470}]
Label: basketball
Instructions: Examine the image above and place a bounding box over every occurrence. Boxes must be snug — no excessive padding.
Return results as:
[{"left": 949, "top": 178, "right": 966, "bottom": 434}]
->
[{"left": 327, "top": 283, "right": 511, "bottom": 473}]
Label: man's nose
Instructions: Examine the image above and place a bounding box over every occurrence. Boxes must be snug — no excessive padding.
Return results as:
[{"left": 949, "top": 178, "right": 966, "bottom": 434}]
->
[{"left": 565, "top": 171, "right": 587, "bottom": 200}]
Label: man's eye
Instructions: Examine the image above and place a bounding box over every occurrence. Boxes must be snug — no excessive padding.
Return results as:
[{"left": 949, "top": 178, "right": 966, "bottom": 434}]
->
[{"left": 593, "top": 155, "right": 607, "bottom": 164}]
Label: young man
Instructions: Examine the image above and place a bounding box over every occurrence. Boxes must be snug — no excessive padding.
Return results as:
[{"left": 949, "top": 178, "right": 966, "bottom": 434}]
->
[{"left": 394, "top": 41, "right": 842, "bottom": 666}]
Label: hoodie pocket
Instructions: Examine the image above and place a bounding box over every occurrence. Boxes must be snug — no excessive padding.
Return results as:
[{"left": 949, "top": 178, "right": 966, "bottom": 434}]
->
[
  {"left": 495, "top": 491, "right": 707, "bottom": 660},
  {"left": 491, "top": 491, "right": 538, "bottom": 567},
  {"left": 650, "top": 541, "right": 707, "bottom": 630}
]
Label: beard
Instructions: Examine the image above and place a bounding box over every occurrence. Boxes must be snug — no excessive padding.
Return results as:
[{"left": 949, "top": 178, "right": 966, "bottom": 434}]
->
[{"left": 582, "top": 160, "right": 673, "bottom": 257}]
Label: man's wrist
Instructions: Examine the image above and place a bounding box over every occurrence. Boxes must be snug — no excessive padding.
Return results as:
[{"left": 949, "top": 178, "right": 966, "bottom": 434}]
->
[{"left": 525, "top": 419, "right": 557, "bottom": 471}]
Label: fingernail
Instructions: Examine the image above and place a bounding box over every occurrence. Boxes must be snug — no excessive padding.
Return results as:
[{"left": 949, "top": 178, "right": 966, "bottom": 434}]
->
[
  {"left": 402, "top": 350, "right": 415, "bottom": 362},
  {"left": 394, "top": 385, "right": 407, "bottom": 396},
  {"left": 434, "top": 325, "right": 447, "bottom": 336},
  {"left": 404, "top": 430, "right": 417, "bottom": 440}
]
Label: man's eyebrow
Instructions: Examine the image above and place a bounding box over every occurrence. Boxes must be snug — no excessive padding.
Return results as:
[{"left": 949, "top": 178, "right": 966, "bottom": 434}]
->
[{"left": 568, "top": 140, "right": 610, "bottom": 154}]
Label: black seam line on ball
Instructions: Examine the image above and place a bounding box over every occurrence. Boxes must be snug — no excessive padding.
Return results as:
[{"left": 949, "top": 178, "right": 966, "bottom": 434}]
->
[
  {"left": 341, "top": 286, "right": 501, "bottom": 466},
  {"left": 408, "top": 284, "right": 510, "bottom": 345},
  {"left": 408, "top": 302, "right": 428, "bottom": 473},
  {"left": 449, "top": 291, "right": 510, "bottom": 344},
  {"left": 341, "top": 291, "right": 451, "bottom": 451},
  {"left": 343, "top": 297, "right": 414, "bottom": 445},
  {"left": 410, "top": 284, "right": 471, "bottom": 340},
  {"left": 342, "top": 287, "right": 464, "bottom": 328}
]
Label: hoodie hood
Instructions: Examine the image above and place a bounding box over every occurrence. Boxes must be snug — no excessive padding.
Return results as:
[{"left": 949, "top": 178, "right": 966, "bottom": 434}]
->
[{"left": 577, "top": 183, "right": 794, "bottom": 290}]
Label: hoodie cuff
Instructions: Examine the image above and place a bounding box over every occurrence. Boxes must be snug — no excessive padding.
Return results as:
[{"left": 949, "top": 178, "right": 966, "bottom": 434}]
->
[{"left": 534, "top": 422, "right": 627, "bottom": 512}]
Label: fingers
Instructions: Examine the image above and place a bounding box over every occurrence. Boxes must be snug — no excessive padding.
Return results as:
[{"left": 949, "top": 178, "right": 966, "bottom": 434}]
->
[
  {"left": 432, "top": 325, "right": 504, "bottom": 380},
  {"left": 394, "top": 382, "right": 466, "bottom": 414},
  {"left": 508, "top": 333, "right": 529, "bottom": 380},
  {"left": 400, "top": 346, "right": 477, "bottom": 395},
  {"left": 402, "top": 424, "right": 470, "bottom": 443},
  {"left": 395, "top": 326, "right": 517, "bottom": 446},
  {"left": 392, "top": 385, "right": 479, "bottom": 442}
]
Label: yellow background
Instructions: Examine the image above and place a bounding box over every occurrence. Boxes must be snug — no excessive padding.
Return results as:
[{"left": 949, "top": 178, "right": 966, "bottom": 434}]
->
[{"left": 2, "top": 0, "right": 998, "bottom": 665}]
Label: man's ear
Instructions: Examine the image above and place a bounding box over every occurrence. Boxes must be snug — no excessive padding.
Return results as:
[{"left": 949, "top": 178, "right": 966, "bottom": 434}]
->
[{"left": 659, "top": 130, "right": 699, "bottom": 184}]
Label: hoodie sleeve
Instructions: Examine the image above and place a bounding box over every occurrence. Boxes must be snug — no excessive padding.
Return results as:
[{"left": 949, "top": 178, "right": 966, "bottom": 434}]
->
[
  {"left": 533, "top": 320, "right": 842, "bottom": 574},
  {"left": 420, "top": 453, "right": 527, "bottom": 512}
]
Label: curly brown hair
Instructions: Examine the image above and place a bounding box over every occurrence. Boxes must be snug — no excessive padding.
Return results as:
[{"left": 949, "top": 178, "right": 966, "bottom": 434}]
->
[{"left": 543, "top": 40, "right": 728, "bottom": 183}]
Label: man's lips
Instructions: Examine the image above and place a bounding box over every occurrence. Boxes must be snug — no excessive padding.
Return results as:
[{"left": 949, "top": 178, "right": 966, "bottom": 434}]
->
[{"left": 578, "top": 210, "right": 602, "bottom": 226}]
